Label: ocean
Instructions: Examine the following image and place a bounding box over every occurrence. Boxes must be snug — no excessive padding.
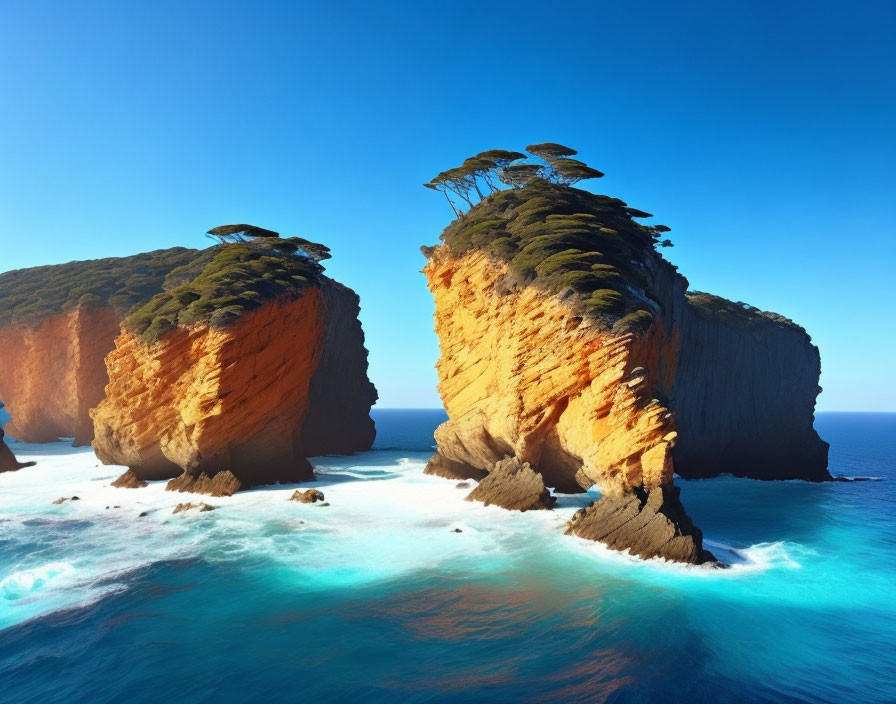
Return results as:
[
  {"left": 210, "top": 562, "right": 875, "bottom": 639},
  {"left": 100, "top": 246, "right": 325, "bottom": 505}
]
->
[{"left": 1, "top": 410, "right": 894, "bottom": 703}]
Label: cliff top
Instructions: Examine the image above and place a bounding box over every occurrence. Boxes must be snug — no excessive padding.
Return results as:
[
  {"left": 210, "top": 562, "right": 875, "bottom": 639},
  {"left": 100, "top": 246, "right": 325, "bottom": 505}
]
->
[
  {"left": 425, "top": 177, "right": 674, "bottom": 333},
  {"left": 0, "top": 247, "right": 215, "bottom": 327},
  {"left": 686, "top": 291, "right": 809, "bottom": 336},
  {"left": 125, "top": 237, "right": 327, "bottom": 343}
]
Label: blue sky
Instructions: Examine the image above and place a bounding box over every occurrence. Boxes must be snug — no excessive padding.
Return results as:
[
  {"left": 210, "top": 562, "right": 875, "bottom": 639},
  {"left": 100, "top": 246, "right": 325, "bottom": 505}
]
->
[{"left": 1, "top": 1, "right": 893, "bottom": 410}]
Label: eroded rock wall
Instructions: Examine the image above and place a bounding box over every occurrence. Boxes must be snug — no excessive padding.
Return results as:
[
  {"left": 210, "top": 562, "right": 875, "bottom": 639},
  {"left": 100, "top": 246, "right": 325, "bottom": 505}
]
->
[
  {"left": 92, "top": 292, "right": 326, "bottom": 487},
  {"left": 299, "top": 279, "right": 377, "bottom": 457},
  {"left": 671, "top": 295, "right": 830, "bottom": 481},
  {"left": 425, "top": 249, "right": 682, "bottom": 496},
  {"left": 0, "top": 305, "right": 120, "bottom": 445}
]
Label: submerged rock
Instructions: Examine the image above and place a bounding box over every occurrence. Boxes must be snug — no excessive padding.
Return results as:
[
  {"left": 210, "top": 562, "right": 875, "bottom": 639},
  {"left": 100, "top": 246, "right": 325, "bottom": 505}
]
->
[
  {"left": 172, "top": 502, "right": 214, "bottom": 514},
  {"left": 466, "top": 456, "right": 556, "bottom": 511},
  {"left": 290, "top": 489, "right": 325, "bottom": 503},
  {"left": 167, "top": 470, "right": 241, "bottom": 497},
  {"left": 566, "top": 485, "right": 716, "bottom": 565},
  {"left": 111, "top": 469, "right": 148, "bottom": 488},
  {"left": 52, "top": 496, "right": 79, "bottom": 504}
]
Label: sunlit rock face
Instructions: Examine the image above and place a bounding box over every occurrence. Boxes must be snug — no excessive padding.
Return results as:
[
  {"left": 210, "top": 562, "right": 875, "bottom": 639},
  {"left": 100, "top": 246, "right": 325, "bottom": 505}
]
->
[
  {"left": 92, "top": 280, "right": 377, "bottom": 494},
  {"left": 0, "top": 305, "right": 120, "bottom": 445},
  {"left": 425, "top": 249, "right": 683, "bottom": 498},
  {"left": 424, "top": 199, "right": 827, "bottom": 563}
]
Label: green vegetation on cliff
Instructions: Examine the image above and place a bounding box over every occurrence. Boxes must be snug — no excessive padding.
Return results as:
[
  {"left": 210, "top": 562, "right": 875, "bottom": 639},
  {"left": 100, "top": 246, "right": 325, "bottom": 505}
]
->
[
  {"left": 422, "top": 143, "right": 678, "bottom": 331},
  {"left": 425, "top": 175, "right": 672, "bottom": 332},
  {"left": 686, "top": 292, "right": 808, "bottom": 335},
  {"left": 125, "top": 236, "right": 327, "bottom": 343},
  {"left": 0, "top": 247, "right": 215, "bottom": 327},
  {"left": 0, "top": 227, "right": 333, "bottom": 344}
]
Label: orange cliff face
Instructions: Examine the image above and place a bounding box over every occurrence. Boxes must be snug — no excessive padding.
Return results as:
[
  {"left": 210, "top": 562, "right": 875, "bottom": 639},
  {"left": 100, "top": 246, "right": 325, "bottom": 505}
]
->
[
  {"left": 424, "top": 247, "right": 714, "bottom": 564},
  {"left": 91, "top": 292, "right": 329, "bottom": 492},
  {"left": 424, "top": 249, "right": 679, "bottom": 496},
  {"left": 0, "top": 305, "right": 120, "bottom": 445}
]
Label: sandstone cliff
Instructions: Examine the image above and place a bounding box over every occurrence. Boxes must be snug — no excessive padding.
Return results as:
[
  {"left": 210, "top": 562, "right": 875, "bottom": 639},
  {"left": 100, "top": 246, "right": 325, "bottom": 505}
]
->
[
  {"left": 423, "top": 173, "right": 826, "bottom": 564},
  {"left": 0, "top": 305, "right": 120, "bottom": 445},
  {"left": 0, "top": 247, "right": 210, "bottom": 444},
  {"left": 90, "top": 236, "right": 376, "bottom": 494},
  {"left": 671, "top": 293, "right": 830, "bottom": 481}
]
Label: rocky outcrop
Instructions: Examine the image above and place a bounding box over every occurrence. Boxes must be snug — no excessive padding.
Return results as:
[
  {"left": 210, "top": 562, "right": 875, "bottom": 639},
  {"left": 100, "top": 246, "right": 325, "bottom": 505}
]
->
[
  {"left": 425, "top": 249, "right": 682, "bottom": 497},
  {"left": 290, "top": 488, "right": 325, "bottom": 503},
  {"left": 567, "top": 486, "right": 716, "bottom": 564},
  {"left": 173, "top": 502, "right": 214, "bottom": 514},
  {"left": 91, "top": 281, "right": 376, "bottom": 495},
  {"left": 110, "top": 469, "right": 148, "bottom": 488},
  {"left": 1, "top": 427, "right": 35, "bottom": 473},
  {"left": 0, "top": 247, "right": 209, "bottom": 445},
  {"left": 0, "top": 305, "right": 120, "bottom": 444},
  {"left": 424, "top": 453, "right": 487, "bottom": 481},
  {"left": 465, "top": 456, "right": 556, "bottom": 511},
  {"left": 167, "top": 470, "right": 242, "bottom": 496},
  {"left": 423, "top": 175, "right": 827, "bottom": 563},
  {"left": 671, "top": 293, "right": 830, "bottom": 481},
  {"left": 92, "top": 293, "right": 326, "bottom": 489}
]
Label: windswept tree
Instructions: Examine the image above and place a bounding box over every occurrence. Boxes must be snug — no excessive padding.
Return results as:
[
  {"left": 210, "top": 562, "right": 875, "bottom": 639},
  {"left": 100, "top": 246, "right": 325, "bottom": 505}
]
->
[
  {"left": 424, "top": 142, "right": 605, "bottom": 215},
  {"left": 207, "top": 225, "right": 331, "bottom": 262},
  {"left": 498, "top": 163, "right": 543, "bottom": 189},
  {"left": 292, "top": 237, "right": 332, "bottom": 261},
  {"left": 552, "top": 158, "right": 605, "bottom": 186},
  {"left": 525, "top": 142, "right": 578, "bottom": 163},
  {"left": 207, "top": 224, "right": 280, "bottom": 243}
]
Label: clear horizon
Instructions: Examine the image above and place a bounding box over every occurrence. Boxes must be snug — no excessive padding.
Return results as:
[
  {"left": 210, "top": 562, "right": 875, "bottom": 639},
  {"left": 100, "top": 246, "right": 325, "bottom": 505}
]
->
[{"left": 1, "top": 2, "right": 893, "bottom": 411}]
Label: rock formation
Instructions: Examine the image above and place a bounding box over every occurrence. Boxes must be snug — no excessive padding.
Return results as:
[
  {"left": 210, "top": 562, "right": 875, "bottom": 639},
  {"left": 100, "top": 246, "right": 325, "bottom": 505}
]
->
[
  {"left": 0, "top": 305, "right": 120, "bottom": 444},
  {"left": 91, "top": 235, "right": 377, "bottom": 494},
  {"left": 290, "top": 488, "right": 325, "bottom": 503},
  {"left": 423, "top": 171, "right": 827, "bottom": 564},
  {"left": 110, "top": 469, "right": 148, "bottom": 488},
  {"left": 0, "top": 247, "right": 212, "bottom": 444},
  {"left": 672, "top": 293, "right": 830, "bottom": 481},
  {"left": 173, "top": 502, "right": 214, "bottom": 514},
  {"left": 567, "top": 486, "right": 716, "bottom": 564},
  {"left": 466, "top": 456, "right": 556, "bottom": 511},
  {"left": 0, "top": 426, "right": 35, "bottom": 473}
]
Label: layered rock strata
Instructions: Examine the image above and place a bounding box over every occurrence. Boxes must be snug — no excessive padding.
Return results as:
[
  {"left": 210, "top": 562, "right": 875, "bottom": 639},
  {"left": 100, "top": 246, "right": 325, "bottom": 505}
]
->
[
  {"left": 424, "top": 178, "right": 827, "bottom": 563},
  {"left": 567, "top": 486, "right": 715, "bottom": 564},
  {"left": 0, "top": 306, "right": 120, "bottom": 444},
  {"left": 91, "top": 239, "right": 377, "bottom": 494},
  {"left": 465, "top": 456, "right": 556, "bottom": 511}
]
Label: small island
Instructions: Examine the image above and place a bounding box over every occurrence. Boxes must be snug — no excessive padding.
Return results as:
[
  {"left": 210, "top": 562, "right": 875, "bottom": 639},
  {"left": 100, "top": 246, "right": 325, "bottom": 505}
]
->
[{"left": 421, "top": 143, "right": 829, "bottom": 564}]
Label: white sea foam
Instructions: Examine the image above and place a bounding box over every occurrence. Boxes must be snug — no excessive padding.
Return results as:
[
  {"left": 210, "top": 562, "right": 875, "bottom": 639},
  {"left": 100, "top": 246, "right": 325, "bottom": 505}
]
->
[
  {"left": 0, "top": 562, "right": 76, "bottom": 600},
  {"left": 0, "top": 440, "right": 822, "bottom": 628}
]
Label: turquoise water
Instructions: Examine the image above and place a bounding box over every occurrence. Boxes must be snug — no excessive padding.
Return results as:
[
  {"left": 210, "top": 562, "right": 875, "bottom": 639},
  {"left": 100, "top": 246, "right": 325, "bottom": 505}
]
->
[{"left": 1, "top": 411, "right": 894, "bottom": 703}]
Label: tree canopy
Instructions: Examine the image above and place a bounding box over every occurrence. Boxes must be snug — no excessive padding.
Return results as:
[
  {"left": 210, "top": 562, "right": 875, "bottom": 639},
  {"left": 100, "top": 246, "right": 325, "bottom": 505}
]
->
[
  {"left": 423, "top": 142, "right": 672, "bottom": 249},
  {"left": 207, "top": 224, "right": 281, "bottom": 242}
]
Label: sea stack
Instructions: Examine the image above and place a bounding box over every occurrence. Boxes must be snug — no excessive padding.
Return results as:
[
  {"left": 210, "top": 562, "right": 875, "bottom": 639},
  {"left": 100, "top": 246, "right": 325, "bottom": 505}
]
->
[
  {"left": 90, "top": 229, "right": 376, "bottom": 494},
  {"left": 423, "top": 155, "right": 827, "bottom": 564}
]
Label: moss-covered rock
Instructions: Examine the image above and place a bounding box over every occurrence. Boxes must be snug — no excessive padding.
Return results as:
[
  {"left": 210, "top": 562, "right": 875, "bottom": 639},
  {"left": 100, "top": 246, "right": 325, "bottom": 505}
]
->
[
  {"left": 427, "top": 179, "right": 668, "bottom": 328},
  {"left": 124, "top": 238, "right": 325, "bottom": 343},
  {"left": 0, "top": 247, "right": 217, "bottom": 327}
]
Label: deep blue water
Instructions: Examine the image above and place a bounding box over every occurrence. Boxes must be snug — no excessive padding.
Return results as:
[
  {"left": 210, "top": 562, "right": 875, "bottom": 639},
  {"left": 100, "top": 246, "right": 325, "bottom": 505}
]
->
[{"left": 1, "top": 411, "right": 894, "bottom": 703}]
